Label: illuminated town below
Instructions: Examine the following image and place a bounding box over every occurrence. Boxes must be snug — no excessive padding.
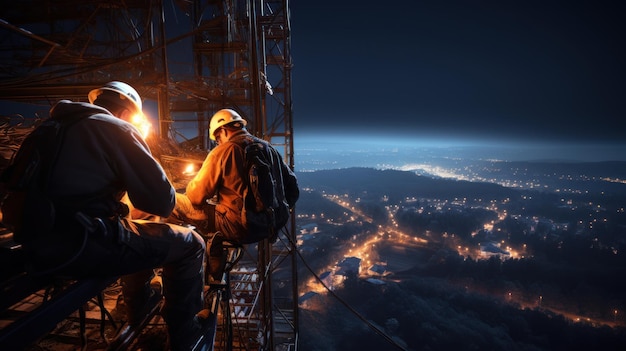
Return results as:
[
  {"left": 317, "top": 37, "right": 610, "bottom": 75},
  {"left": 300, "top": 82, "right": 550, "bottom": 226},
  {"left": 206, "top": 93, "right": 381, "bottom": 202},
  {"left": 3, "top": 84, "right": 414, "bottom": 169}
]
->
[{"left": 293, "top": 144, "right": 626, "bottom": 349}]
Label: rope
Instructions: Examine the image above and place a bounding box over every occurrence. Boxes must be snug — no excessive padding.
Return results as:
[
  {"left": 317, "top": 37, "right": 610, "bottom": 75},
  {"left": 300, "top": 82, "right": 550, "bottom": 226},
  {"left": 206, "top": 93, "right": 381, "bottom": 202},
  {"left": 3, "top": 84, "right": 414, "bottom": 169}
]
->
[{"left": 281, "top": 229, "right": 409, "bottom": 351}]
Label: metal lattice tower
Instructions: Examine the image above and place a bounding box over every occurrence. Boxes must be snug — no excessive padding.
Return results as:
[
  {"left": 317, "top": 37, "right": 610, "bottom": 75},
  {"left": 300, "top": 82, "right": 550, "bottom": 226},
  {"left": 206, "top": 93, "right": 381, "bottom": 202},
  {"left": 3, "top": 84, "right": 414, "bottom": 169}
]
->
[
  {"left": 0, "top": 1, "right": 171, "bottom": 104},
  {"left": 0, "top": 1, "right": 297, "bottom": 350}
]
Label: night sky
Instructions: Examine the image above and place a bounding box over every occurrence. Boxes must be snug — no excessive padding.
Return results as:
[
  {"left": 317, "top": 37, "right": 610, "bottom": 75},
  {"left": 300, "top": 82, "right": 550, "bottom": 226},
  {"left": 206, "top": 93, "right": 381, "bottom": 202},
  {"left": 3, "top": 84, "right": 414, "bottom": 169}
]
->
[{"left": 290, "top": 1, "right": 626, "bottom": 145}]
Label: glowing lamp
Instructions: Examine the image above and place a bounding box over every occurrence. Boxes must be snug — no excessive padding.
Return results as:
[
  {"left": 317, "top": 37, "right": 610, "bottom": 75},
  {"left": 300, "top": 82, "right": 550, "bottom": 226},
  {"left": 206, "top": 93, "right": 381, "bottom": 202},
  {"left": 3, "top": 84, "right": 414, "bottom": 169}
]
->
[
  {"left": 183, "top": 163, "right": 197, "bottom": 176},
  {"left": 130, "top": 113, "right": 151, "bottom": 139}
]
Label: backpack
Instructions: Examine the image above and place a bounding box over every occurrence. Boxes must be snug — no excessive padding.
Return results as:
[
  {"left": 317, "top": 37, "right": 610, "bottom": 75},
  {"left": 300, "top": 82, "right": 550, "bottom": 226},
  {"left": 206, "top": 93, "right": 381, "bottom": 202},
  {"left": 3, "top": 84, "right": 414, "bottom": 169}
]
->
[
  {"left": 239, "top": 138, "right": 290, "bottom": 244},
  {"left": 1, "top": 116, "right": 81, "bottom": 243}
]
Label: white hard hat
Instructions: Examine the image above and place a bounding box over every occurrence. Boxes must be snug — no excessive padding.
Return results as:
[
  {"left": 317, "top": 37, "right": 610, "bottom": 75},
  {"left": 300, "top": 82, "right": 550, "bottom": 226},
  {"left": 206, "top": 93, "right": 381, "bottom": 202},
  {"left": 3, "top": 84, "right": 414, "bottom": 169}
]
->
[
  {"left": 88, "top": 81, "right": 142, "bottom": 114},
  {"left": 209, "top": 109, "right": 247, "bottom": 140}
]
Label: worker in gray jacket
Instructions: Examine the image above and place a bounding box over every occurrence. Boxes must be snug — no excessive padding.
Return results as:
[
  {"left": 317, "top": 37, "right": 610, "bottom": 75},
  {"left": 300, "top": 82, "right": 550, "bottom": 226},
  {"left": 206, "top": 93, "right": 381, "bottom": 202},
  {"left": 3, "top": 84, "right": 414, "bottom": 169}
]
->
[{"left": 4, "top": 81, "right": 206, "bottom": 350}]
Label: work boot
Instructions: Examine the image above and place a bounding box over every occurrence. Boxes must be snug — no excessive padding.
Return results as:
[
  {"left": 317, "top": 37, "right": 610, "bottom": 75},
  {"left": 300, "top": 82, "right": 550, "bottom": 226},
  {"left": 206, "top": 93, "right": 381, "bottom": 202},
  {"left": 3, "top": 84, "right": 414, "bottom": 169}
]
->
[
  {"left": 206, "top": 232, "right": 226, "bottom": 283},
  {"left": 120, "top": 270, "right": 161, "bottom": 326},
  {"left": 162, "top": 273, "right": 205, "bottom": 351},
  {"left": 188, "top": 309, "right": 215, "bottom": 351}
]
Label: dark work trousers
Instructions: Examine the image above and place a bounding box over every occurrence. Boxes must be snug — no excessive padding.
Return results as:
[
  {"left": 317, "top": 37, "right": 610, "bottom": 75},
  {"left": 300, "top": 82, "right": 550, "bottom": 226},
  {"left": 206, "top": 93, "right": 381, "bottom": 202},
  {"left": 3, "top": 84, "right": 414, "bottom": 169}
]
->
[{"left": 24, "top": 216, "right": 206, "bottom": 351}]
